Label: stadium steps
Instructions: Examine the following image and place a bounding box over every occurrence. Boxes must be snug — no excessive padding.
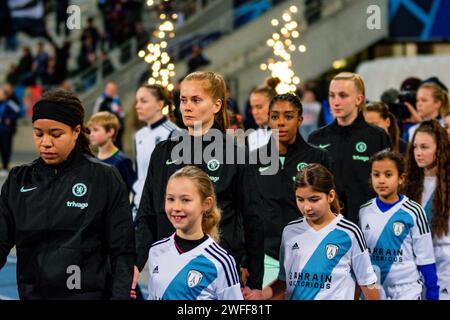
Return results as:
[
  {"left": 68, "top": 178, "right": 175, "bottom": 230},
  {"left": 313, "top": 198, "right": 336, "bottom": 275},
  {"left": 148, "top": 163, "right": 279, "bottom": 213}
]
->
[{"left": 174, "top": 0, "right": 389, "bottom": 108}]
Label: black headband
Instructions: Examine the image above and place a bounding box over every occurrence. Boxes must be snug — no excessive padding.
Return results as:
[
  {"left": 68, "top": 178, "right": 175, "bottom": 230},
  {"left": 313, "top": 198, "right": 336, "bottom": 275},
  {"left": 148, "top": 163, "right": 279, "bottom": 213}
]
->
[{"left": 32, "top": 101, "right": 82, "bottom": 128}]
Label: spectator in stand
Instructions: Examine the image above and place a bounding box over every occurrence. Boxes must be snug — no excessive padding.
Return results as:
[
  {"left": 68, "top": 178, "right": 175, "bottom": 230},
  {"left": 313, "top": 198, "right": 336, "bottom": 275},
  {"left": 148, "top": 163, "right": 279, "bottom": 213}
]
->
[
  {"left": 0, "top": 0, "right": 18, "bottom": 52},
  {"left": 41, "top": 57, "right": 58, "bottom": 87},
  {"left": 93, "top": 81, "right": 125, "bottom": 150},
  {"left": 17, "top": 47, "right": 35, "bottom": 85},
  {"left": 33, "top": 42, "right": 49, "bottom": 84},
  {"left": 135, "top": 21, "right": 150, "bottom": 52},
  {"left": 187, "top": 44, "right": 210, "bottom": 73},
  {"left": 55, "top": 0, "right": 69, "bottom": 37},
  {"left": 3, "top": 84, "right": 24, "bottom": 121},
  {"left": 53, "top": 41, "right": 71, "bottom": 84},
  {"left": 82, "top": 17, "right": 101, "bottom": 51},
  {"left": 6, "top": 65, "right": 19, "bottom": 86},
  {"left": 77, "top": 35, "right": 97, "bottom": 73},
  {"left": 0, "top": 88, "right": 21, "bottom": 176},
  {"left": 304, "top": 0, "right": 323, "bottom": 25}
]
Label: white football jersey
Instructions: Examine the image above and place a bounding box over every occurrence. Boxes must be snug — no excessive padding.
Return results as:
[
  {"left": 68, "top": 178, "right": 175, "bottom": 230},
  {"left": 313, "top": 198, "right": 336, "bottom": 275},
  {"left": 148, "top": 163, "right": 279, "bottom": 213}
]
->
[
  {"left": 418, "top": 177, "right": 450, "bottom": 296},
  {"left": 279, "top": 214, "right": 377, "bottom": 300},
  {"left": 359, "top": 196, "right": 435, "bottom": 289},
  {"left": 147, "top": 234, "right": 243, "bottom": 300},
  {"left": 133, "top": 118, "right": 178, "bottom": 210}
]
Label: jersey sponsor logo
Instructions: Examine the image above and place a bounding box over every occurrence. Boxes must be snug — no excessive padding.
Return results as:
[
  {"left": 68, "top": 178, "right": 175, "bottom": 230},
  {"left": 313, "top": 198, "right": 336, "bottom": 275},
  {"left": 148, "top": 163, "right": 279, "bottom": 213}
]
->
[
  {"left": 325, "top": 244, "right": 339, "bottom": 260},
  {"left": 66, "top": 201, "right": 89, "bottom": 209},
  {"left": 292, "top": 242, "right": 299, "bottom": 250},
  {"left": 297, "top": 162, "right": 308, "bottom": 171},
  {"left": 153, "top": 266, "right": 159, "bottom": 274},
  {"left": 208, "top": 175, "right": 219, "bottom": 183},
  {"left": 288, "top": 272, "right": 332, "bottom": 290},
  {"left": 166, "top": 159, "right": 179, "bottom": 165},
  {"left": 352, "top": 155, "right": 370, "bottom": 162},
  {"left": 393, "top": 222, "right": 405, "bottom": 237},
  {"left": 20, "top": 186, "right": 37, "bottom": 193},
  {"left": 207, "top": 159, "right": 220, "bottom": 172},
  {"left": 187, "top": 270, "right": 203, "bottom": 288},
  {"left": 318, "top": 144, "right": 331, "bottom": 149},
  {"left": 72, "top": 183, "right": 87, "bottom": 197},
  {"left": 355, "top": 142, "right": 367, "bottom": 153},
  {"left": 365, "top": 224, "right": 371, "bottom": 230}
]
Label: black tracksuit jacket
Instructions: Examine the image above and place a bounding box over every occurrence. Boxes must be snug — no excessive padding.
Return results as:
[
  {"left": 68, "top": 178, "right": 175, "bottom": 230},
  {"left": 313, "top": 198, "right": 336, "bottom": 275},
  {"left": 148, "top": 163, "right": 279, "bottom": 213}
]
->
[
  {"left": 0, "top": 145, "right": 135, "bottom": 299},
  {"left": 135, "top": 128, "right": 264, "bottom": 289},
  {"left": 252, "top": 133, "right": 331, "bottom": 260},
  {"left": 308, "top": 113, "right": 391, "bottom": 223}
]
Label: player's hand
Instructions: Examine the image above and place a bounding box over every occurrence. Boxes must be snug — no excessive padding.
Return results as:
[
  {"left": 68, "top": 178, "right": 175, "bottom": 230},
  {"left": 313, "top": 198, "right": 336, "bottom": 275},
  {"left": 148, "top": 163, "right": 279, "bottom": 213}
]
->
[
  {"left": 240, "top": 267, "right": 249, "bottom": 286},
  {"left": 242, "top": 286, "right": 263, "bottom": 300},
  {"left": 130, "top": 265, "right": 139, "bottom": 300}
]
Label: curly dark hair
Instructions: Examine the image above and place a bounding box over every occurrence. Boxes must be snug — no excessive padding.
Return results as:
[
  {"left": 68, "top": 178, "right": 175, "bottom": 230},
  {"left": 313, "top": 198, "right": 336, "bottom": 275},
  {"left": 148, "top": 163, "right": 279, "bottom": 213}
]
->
[
  {"left": 404, "top": 120, "right": 450, "bottom": 238},
  {"left": 269, "top": 93, "right": 303, "bottom": 116}
]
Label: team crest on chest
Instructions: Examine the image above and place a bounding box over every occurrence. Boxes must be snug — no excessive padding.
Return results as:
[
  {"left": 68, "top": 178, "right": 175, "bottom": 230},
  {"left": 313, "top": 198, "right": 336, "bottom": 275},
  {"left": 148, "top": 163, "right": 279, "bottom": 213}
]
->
[
  {"left": 393, "top": 222, "right": 405, "bottom": 236},
  {"left": 187, "top": 270, "right": 203, "bottom": 288},
  {"left": 325, "top": 244, "right": 339, "bottom": 260},
  {"left": 207, "top": 159, "right": 220, "bottom": 172}
]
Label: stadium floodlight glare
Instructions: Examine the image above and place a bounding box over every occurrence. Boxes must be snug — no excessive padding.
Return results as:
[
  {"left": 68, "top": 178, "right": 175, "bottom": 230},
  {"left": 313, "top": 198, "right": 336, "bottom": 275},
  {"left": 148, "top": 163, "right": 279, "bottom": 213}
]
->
[
  {"left": 142, "top": 0, "right": 177, "bottom": 91},
  {"left": 261, "top": 5, "right": 305, "bottom": 94}
]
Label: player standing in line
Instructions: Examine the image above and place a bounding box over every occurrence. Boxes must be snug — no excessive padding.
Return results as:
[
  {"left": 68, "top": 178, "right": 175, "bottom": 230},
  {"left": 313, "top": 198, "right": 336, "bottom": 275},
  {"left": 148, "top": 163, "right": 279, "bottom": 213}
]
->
[
  {"left": 363, "top": 101, "right": 408, "bottom": 155},
  {"left": 247, "top": 77, "right": 279, "bottom": 151},
  {"left": 251, "top": 93, "right": 330, "bottom": 286},
  {"left": 0, "top": 89, "right": 135, "bottom": 299},
  {"left": 244, "top": 164, "right": 379, "bottom": 300},
  {"left": 404, "top": 120, "right": 450, "bottom": 299},
  {"left": 308, "top": 72, "right": 390, "bottom": 223},
  {"left": 133, "top": 71, "right": 264, "bottom": 294},
  {"left": 145, "top": 166, "right": 242, "bottom": 300},
  {"left": 132, "top": 84, "right": 179, "bottom": 216},
  {"left": 360, "top": 149, "right": 438, "bottom": 300}
]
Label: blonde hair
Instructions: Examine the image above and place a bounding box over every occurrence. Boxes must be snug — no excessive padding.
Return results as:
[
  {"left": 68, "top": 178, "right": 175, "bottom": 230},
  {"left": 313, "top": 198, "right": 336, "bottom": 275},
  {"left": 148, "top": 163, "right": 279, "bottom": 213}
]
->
[
  {"left": 419, "top": 82, "right": 450, "bottom": 118},
  {"left": 332, "top": 72, "right": 366, "bottom": 110},
  {"left": 182, "top": 71, "right": 230, "bottom": 133},
  {"left": 87, "top": 111, "right": 120, "bottom": 141},
  {"left": 169, "top": 166, "right": 221, "bottom": 241}
]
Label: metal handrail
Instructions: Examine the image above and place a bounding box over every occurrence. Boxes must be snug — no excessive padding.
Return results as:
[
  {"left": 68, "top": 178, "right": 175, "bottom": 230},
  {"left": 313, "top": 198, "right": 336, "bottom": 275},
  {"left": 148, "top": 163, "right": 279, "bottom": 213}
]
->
[{"left": 71, "top": 37, "right": 138, "bottom": 94}]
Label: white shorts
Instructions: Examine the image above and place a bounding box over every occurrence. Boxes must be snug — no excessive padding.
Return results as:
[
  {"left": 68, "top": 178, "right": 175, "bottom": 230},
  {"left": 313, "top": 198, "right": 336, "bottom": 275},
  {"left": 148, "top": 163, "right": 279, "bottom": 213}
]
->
[{"left": 384, "top": 281, "right": 423, "bottom": 300}]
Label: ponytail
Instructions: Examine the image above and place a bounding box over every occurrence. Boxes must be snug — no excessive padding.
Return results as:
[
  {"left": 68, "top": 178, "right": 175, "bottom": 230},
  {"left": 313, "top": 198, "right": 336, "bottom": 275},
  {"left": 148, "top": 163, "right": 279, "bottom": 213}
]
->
[
  {"left": 140, "top": 84, "right": 177, "bottom": 123},
  {"left": 183, "top": 71, "right": 230, "bottom": 133},
  {"left": 202, "top": 207, "right": 221, "bottom": 242},
  {"left": 387, "top": 112, "right": 401, "bottom": 153}
]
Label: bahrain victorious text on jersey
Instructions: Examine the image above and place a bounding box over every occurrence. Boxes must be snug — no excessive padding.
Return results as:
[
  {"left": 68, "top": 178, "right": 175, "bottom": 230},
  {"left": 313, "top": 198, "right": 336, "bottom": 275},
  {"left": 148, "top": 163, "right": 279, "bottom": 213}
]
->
[
  {"left": 359, "top": 196, "right": 435, "bottom": 288},
  {"left": 147, "top": 234, "right": 243, "bottom": 300},
  {"left": 279, "top": 214, "right": 377, "bottom": 300}
]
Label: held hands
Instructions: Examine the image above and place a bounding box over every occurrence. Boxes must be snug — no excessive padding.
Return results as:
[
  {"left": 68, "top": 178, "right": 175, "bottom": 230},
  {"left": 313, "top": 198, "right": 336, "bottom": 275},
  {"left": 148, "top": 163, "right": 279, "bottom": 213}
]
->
[
  {"left": 130, "top": 266, "right": 140, "bottom": 300},
  {"left": 241, "top": 286, "right": 265, "bottom": 300}
]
